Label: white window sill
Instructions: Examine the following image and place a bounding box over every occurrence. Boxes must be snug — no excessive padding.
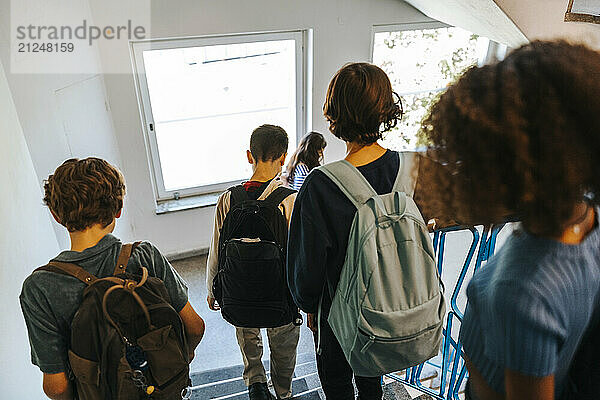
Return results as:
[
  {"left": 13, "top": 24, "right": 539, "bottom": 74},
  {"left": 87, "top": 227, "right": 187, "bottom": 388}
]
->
[{"left": 155, "top": 192, "right": 220, "bottom": 214}]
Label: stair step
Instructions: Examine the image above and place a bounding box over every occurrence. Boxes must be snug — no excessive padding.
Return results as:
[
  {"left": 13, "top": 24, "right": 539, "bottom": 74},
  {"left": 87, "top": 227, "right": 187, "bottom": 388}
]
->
[
  {"left": 191, "top": 352, "right": 316, "bottom": 386},
  {"left": 190, "top": 377, "right": 318, "bottom": 399},
  {"left": 384, "top": 381, "right": 434, "bottom": 400},
  {"left": 291, "top": 387, "right": 324, "bottom": 399},
  {"left": 188, "top": 361, "right": 318, "bottom": 394},
  {"left": 189, "top": 352, "right": 444, "bottom": 400},
  {"left": 189, "top": 353, "right": 320, "bottom": 399}
]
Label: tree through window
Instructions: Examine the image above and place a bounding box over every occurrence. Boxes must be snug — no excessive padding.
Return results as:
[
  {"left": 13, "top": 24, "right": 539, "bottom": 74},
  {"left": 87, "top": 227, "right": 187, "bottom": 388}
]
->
[{"left": 373, "top": 25, "right": 491, "bottom": 150}]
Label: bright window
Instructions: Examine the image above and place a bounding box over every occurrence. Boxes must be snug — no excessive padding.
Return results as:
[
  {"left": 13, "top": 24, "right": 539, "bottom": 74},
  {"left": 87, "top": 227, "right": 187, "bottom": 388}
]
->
[
  {"left": 131, "top": 31, "right": 307, "bottom": 201},
  {"left": 372, "top": 23, "right": 491, "bottom": 150}
]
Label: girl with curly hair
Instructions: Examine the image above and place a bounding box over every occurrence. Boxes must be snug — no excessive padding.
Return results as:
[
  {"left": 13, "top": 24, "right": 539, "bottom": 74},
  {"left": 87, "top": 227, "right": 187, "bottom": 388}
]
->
[{"left": 419, "top": 41, "right": 600, "bottom": 400}]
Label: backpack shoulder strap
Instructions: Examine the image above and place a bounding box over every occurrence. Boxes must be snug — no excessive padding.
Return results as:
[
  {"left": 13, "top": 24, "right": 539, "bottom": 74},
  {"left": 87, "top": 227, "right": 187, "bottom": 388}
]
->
[
  {"left": 392, "top": 152, "right": 418, "bottom": 196},
  {"left": 35, "top": 262, "right": 98, "bottom": 286},
  {"left": 113, "top": 241, "right": 142, "bottom": 275},
  {"left": 316, "top": 160, "right": 377, "bottom": 209},
  {"left": 228, "top": 185, "right": 249, "bottom": 208},
  {"left": 263, "top": 186, "right": 296, "bottom": 207}
]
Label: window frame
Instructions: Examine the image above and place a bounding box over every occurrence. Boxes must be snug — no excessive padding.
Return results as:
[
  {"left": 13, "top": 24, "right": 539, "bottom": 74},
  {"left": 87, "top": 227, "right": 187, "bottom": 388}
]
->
[
  {"left": 130, "top": 30, "right": 310, "bottom": 202},
  {"left": 565, "top": 0, "right": 600, "bottom": 24}
]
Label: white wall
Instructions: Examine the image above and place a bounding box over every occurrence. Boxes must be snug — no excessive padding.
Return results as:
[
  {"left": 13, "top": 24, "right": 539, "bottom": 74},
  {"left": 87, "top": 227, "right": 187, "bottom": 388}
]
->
[
  {"left": 0, "top": 0, "right": 135, "bottom": 250},
  {"left": 0, "top": 58, "right": 59, "bottom": 399},
  {"left": 495, "top": 0, "right": 600, "bottom": 48},
  {"left": 101, "top": 0, "right": 435, "bottom": 255}
]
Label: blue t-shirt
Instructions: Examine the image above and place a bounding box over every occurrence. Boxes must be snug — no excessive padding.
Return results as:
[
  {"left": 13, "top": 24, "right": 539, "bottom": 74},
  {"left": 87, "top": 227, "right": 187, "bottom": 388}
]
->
[{"left": 460, "top": 215, "right": 600, "bottom": 398}]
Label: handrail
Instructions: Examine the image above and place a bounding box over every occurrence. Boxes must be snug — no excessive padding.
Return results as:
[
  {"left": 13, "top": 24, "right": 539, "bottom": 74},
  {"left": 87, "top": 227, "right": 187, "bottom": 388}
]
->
[{"left": 385, "top": 224, "right": 505, "bottom": 399}]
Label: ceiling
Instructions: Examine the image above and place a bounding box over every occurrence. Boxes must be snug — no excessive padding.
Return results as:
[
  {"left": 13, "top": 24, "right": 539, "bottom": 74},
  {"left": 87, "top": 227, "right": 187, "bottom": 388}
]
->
[{"left": 404, "top": 0, "right": 600, "bottom": 48}]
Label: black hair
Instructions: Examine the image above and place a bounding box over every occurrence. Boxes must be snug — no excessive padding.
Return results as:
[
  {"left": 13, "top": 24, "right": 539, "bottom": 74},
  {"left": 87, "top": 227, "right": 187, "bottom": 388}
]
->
[{"left": 249, "top": 124, "right": 289, "bottom": 162}]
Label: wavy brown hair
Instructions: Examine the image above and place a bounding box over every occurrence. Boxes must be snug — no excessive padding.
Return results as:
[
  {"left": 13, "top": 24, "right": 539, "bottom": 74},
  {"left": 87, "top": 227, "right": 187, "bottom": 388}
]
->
[
  {"left": 419, "top": 40, "right": 600, "bottom": 236},
  {"left": 43, "top": 158, "right": 126, "bottom": 232},
  {"left": 324, "top": 63, "right": 403, "bottom": 145},
  {"left": 285, "top": 132, "right": 327, "bottom": 185}
]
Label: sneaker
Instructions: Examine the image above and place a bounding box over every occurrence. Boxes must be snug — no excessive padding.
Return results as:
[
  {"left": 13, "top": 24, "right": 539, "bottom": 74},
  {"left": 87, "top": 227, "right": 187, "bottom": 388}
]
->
[{"left": 248, "top": 382, "right": 275, "bottom": 400}]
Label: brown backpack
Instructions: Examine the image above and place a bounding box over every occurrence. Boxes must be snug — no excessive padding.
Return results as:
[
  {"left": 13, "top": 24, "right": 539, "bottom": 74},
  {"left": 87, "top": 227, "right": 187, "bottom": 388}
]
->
[{"left": 36, "top": 243, "right": 191, "bottom": 400}]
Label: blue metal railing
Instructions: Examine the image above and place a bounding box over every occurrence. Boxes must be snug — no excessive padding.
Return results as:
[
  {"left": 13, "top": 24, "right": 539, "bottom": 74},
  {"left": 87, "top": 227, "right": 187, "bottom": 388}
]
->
[{"left": 386, "top": 224, "right": 505, "bottom": 399}]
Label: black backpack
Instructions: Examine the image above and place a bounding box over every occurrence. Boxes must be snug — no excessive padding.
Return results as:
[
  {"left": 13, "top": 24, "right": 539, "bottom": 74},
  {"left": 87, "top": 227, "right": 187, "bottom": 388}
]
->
[
  {"left": 213, "top": 184, "right": 299, "bottom": 328},
  {"left": 36, "top": 243, "right": 191, "bottom": 400}
]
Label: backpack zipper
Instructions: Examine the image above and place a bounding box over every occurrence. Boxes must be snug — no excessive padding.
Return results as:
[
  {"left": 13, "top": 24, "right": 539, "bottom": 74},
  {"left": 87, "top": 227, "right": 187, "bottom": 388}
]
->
[
  {"left": 226, "top": 238, "right": 285, "bottom": 253},
  {"left": 358, "top": 320, "right": 442, "bottom": 353},
  {"left": 228, "top": 238, "right": 276, "bottom": 245}
]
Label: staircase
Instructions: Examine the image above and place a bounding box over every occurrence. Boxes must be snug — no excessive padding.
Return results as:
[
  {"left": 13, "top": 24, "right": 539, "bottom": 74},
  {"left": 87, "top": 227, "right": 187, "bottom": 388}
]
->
[
  {"left": 188, "top": 352, "right": 322, "bottom": 399},
  {"left": 187, "top": 353, "right": 434, "bottom": 400}
]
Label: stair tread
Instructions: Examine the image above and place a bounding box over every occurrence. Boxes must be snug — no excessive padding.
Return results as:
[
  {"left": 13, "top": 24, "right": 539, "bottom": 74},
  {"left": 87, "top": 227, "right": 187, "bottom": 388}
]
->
[
  {"left": 191, "top": 377, "right": 317, "bottom": 399},
  {"left": 191, "top": 352, "right": 316, "bottom": 386},
  {"left": 190, "top": 353, "right": 442, "bottom": 400}
]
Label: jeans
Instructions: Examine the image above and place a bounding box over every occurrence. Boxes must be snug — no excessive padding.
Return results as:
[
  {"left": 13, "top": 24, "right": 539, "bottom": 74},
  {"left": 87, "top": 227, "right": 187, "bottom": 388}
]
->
[{"left": 314, "top": 317, "right": 383, "bottom": 400}]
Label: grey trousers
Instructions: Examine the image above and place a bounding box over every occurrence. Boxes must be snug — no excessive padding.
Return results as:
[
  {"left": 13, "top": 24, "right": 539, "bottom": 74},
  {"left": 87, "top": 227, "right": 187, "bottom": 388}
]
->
[{"left": 235, "top": 323, "right": 301, "bottom": 399}]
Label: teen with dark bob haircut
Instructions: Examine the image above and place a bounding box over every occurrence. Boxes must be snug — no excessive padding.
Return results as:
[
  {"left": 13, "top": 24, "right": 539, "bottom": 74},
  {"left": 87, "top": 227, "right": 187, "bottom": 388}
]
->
[
  {"left": 285, "top": 131, "right": 327, "bottom": 190},
  {"left": 418, "top": 41, "right": 600, "bottom": 400},
  {"left": 287, "top": 63, "right": 446, "bottom": 400},
  {"left": 323, "top": 63, "right": 402, "bottom": 145}
]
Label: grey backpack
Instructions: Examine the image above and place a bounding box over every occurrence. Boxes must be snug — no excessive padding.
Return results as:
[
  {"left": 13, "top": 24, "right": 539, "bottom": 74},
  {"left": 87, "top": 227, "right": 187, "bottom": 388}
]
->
[{"left": 316, "top": 152, "right": 445, "bottom": 377}]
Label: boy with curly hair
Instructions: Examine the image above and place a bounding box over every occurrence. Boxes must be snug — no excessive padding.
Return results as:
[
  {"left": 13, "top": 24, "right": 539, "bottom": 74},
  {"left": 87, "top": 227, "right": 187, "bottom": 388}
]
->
[{"left": 20, "top": 157, "right": 205, "bottom": 400}]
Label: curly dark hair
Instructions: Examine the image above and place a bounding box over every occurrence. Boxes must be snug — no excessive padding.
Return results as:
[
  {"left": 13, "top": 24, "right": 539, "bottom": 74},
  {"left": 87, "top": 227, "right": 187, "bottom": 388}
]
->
[
  {"left": 250, "top": 124, "right": 289, "bottom": 162},
  {"left": 323, "top": 63, "right": 403, "bottom": 145},
  {"left": 419, "top": 40, "right": 600, "bottom": 236},
  {"left": 285, "top": 131, "right": 327, "bottom": 185},
  {"left": 43, "top": 157, "right": 126, "bottom": 232}
]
